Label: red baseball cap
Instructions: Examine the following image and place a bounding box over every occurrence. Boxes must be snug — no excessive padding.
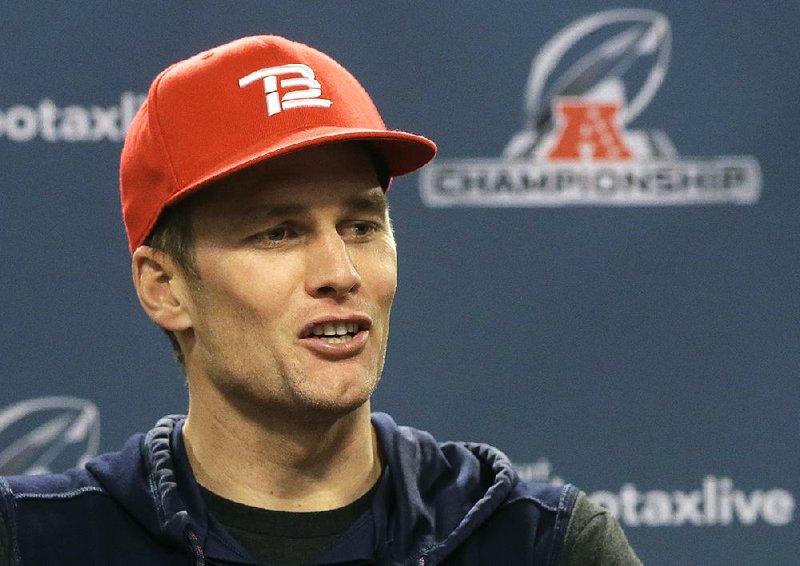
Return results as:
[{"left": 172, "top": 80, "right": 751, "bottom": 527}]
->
[{"left": 120, "top": 35, "right": 437, "bottom": 252}]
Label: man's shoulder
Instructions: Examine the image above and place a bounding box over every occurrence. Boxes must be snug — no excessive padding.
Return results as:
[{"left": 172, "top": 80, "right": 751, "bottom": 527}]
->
[
  {"left": 371, "top": 413, "right": 585, "bottom": 562},
  {"left": 0, "top": 429, "right": 148, "bottom": 503},
  {"left": 1, "top": 467, "right": 104, "bottom": 500},
  {"left": 371, "top": 412, "right": 579, "bottom": 513},
  {"left": 470, "top": 477, "right": 581, "bottom": 542},
  {"left": 561, "top": 491, "right": 643, "bottom": 566},
  {"left": 0, "top": 467, "right": 109, "bottom": 558},
  {"left": 0, "top": 425, "right": 185, "bottom": 565},
  {"left": 509, "top": 477, "right": 581, "bottom": 516},
  {"left": 0, "top": 465, "right": 115, "bottom": 566},
  {"left": 0, "top": 428, "right": 157, "bottom": 542}
]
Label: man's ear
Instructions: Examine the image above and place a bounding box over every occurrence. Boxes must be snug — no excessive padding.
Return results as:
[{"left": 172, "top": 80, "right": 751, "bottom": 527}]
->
[{"left": 131, "top": 246, "right": 193, "bottom": 332}]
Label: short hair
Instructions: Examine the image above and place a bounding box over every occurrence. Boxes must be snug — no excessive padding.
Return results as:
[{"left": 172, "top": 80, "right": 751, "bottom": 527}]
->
[{"left": 141, "top": 196, "right": 199, "bottom": 369}]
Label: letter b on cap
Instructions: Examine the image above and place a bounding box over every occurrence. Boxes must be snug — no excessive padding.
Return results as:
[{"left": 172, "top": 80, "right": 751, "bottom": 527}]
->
[{"left": 239, "top": 64, "right": 333, "bottom": 116}]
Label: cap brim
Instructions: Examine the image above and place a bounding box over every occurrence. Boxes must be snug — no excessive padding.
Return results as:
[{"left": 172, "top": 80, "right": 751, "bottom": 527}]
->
[{"left": 167, "top": 126, "right": 437, "bottom": 207}]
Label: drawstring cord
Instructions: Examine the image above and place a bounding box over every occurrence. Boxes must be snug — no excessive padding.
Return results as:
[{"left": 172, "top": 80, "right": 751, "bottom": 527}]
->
[{"left": 186, "top": 528, "right": 206, "bottom": 566}]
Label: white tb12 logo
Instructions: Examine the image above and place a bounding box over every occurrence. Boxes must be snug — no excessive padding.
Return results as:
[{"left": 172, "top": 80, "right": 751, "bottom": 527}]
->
[{"left": 238, "top": 64, "right": 333, "bottom": 116}]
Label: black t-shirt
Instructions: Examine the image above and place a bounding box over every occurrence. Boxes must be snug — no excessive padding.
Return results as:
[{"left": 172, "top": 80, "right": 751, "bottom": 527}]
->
[{"left": 199, "top": 484, "right": 375, "bottom": 566}]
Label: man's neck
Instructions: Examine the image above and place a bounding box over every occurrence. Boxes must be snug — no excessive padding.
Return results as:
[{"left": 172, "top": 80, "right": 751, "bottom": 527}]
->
[{"left": 182, "top": 388, "right": 381, "bottom": 512}]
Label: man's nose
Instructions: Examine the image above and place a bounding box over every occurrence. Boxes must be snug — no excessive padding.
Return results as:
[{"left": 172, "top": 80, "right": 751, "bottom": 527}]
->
[{"left": 305, "top": 230, "right": 362, "bottom": 299}]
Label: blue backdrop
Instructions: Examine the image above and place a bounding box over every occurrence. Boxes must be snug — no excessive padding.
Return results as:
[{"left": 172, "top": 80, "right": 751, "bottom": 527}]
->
[{"left": 1, "top": 2, "right": 797, "bottom": 564}]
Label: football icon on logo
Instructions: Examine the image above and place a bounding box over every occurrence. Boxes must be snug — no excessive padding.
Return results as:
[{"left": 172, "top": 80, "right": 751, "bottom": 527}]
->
[
  {"left": 504, "top": 9, "right": 673, "bottom": 160},
  {"left": 0, "top": 397, "right": 100, "bottom": 475}
]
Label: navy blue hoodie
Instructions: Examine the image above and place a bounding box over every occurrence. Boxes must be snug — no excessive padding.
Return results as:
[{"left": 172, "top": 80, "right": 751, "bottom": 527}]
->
[{"left": 0, "top": 413, "right": 578, "bottom": 565}]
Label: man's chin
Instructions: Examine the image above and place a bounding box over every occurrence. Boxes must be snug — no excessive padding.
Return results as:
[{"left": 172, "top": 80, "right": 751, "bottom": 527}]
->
[
  {"left": 289, "top": 382, "right": 376, "bottom": 422},
  {"left": 209, "top": 364, "right": 380, "bottom": 425},
  {"left": 289, "top": 397, "right": 370, "bottom": 425},
  {"left": 291, "top": 366, "right": 380, "bottom": 412}
]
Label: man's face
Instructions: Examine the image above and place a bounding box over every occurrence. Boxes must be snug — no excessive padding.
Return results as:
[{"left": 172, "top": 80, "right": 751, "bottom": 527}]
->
[{"left": 179, "top": 143, "right": 397, "bottom": 420}]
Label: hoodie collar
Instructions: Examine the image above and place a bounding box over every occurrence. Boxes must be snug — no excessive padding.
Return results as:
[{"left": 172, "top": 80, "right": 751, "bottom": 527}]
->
[
  {"left": 370, "top": 412, "right": 517, "bottom": 564},
  {"left": 87, "top": 415, "right": 253, "bottom": 563},
  {"left": 84, "top": 416, "right": 186, "bottom": 547},
  {"left": 88, "top": 413, "right": 521, "bottom": 565}
]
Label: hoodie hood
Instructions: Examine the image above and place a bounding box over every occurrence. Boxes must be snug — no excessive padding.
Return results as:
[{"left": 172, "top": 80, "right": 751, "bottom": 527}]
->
[
  {"left": 85, "top": 415, "right": 191, "bottom": 548},
  {"left": 370, "top": 413, "right": 520, "bottom": 563},
  {"left": 81, "top": 413, "right": 570, "bottom": 565}
]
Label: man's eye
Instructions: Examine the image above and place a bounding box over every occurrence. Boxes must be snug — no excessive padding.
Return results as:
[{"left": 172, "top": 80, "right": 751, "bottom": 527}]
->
[
  {"left": 266, "top": 228, "right": 288, "bottom": 240},
  {"left": 351, "top": 222, "right": 375, "bottom": 236},
  {"left": 256, "top": 227, "right": 293, "bottom": 243}
]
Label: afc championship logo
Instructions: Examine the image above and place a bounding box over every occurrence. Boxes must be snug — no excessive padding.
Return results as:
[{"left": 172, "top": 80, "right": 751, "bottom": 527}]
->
[
  {"left": 0, "top": 397, "right": 100, "bottom": 475},
  {"left": 420, "top": 9, "right": 761, "bottom": 206}
]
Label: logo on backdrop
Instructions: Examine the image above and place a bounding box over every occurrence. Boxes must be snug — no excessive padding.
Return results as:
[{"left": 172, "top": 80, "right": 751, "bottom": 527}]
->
[
  {"left": 419, "top": 9, "right": 761, "bottom": 206},
  {"left": 516, "top": 459, "right": 796, "bottom": 528},
  {"left": 0, "top": 92, "right": 145, "bottom": 143},
  {"left": 0, "top": 397, "right": 100, "bottom": 475},
  {"left": 239, "top": 64, "right": 333, "bottom": 116}
]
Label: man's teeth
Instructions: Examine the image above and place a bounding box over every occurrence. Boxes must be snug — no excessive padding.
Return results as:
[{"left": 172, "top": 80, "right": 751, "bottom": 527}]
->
[
  {"left": 310, "top": 322, "right": 360, "bottom": 341},
  {"left": 319, "top": 335, "right": 353, "bottom": 344}
]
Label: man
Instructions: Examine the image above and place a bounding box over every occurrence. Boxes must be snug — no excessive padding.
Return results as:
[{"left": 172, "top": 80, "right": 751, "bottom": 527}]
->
[{"left": 0, "top": 36, "right": 640, "bottom": 565}]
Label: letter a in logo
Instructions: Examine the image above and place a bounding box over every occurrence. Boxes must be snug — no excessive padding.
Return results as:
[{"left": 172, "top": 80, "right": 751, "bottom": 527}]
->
[
  {"left": 238, "top": 64, "right": 333, "bottom": 116},
  {"left": 547, "top": 100, "right": 633, "bottom": 161}
]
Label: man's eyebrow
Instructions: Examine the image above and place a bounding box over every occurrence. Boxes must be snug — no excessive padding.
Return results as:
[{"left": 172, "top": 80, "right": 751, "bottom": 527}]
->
[
  {"left": 237, "top": 203, "right": 309, "bottom": 225},
  {"left": 344, "top": 191, "right": 389, "bottom": 216}
]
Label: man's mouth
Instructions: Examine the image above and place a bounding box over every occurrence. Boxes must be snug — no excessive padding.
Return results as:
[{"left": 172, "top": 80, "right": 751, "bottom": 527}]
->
[
  {"left": 299, "top": 317, "right": 372, "bottom": 352},
  {"left": 298, "top": 316, "right": 372, "bottom": 358},
  {"left": 309, "top": 321, "right": 362, "bottom": 344}
]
